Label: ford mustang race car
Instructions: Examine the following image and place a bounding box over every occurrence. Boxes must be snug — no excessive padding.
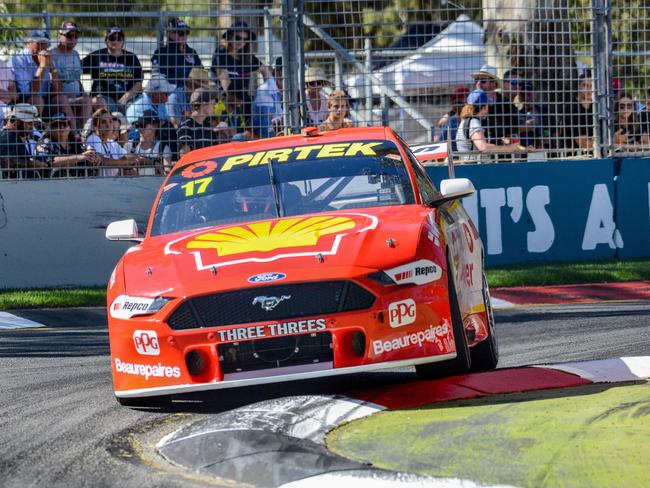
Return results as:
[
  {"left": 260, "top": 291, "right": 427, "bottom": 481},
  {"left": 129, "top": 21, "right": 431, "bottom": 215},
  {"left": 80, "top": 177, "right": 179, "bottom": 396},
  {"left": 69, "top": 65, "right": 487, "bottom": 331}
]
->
[{"left": 106, "top": 127, "right": 498, "bottom": 406}]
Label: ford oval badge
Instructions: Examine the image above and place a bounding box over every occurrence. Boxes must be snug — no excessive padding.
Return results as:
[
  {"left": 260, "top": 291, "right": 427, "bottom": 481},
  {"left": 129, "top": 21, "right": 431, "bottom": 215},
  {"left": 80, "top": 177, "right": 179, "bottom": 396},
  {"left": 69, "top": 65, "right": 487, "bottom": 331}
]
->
[{"left": 248, "top": 272, "right": 287, "bottom": 284}]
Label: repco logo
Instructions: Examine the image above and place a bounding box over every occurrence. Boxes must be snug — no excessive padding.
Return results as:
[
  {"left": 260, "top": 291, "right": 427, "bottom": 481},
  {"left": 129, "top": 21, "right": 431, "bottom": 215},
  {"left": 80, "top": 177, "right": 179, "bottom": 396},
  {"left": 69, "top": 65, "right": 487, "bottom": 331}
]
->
[
  {"left": 415, "top": 266, "right": 437, "bottom": 277},
  {"left": 133, "top": 330, "right": 160, "bottom": 356},
  {"left": 388, "top": 299, "right": 416, "bottom": 328}
]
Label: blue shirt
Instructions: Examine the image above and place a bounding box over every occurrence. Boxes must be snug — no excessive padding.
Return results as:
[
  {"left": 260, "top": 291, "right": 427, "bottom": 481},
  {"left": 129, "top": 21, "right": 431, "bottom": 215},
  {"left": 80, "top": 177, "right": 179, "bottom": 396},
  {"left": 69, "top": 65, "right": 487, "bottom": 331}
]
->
[
  {"left": 11, "top": 48, "right": 51, "bottom": 96},
  {"left": 126, "top": 93, "right": 170, "bottom": 124}
]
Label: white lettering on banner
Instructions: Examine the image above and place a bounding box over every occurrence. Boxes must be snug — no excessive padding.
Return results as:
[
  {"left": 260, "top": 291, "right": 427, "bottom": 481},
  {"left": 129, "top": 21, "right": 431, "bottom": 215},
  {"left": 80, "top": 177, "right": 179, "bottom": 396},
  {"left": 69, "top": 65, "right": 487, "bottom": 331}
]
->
[
  {"left": 477, "top": 186, "right": 555, "bottom": 256},
  {"left": 527, "top": 186, "right": 555, "bottom": 253},
  {"left": 385, "top": 259, "right": 442, "bottom": 285},
  {"left": 582, "top": 184, "right": 624, "bottom": 250},
  {"left": 507, "top": 187, "right": 523, "bottom": 223},
  {"left": 480, "top": 188, "right": 506, "bottom": 255},
  {"left": 133, "top": 330, "right": 160, "bottom": 356},
  {"left": 114, "top": 358, "right": 181, "bottom": 380},
  {"left": 216, "top": 318, "right": 327, "bottom": 342},
  {"left": 388, "top": 299, "right": 416, "bottom": 328},
  {"left": 372, "top": 324, "right": 449, "bottom": 355}
]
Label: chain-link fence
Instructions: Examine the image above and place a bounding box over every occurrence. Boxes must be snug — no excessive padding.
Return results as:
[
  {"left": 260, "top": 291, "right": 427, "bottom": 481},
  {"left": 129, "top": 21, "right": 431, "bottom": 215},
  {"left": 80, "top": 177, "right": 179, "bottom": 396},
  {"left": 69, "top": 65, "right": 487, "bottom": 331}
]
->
[{"left": 0, "top": 0, "right": 646, "bottom": 178}]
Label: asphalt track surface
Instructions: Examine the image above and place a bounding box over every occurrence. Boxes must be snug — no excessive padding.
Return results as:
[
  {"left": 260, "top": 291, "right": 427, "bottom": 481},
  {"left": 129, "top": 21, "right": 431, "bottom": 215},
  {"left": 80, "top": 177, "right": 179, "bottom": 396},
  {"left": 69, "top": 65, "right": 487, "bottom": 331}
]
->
[{"left": 1, "top": 301, "right": 649, "bottom": 487}]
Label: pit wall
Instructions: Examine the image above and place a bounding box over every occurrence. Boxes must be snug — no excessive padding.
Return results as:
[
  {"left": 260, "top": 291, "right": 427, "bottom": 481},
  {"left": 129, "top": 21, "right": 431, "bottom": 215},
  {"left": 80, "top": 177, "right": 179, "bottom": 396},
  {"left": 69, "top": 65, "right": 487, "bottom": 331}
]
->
[{"left": 0, "top": 159, "right": 648, "bottom": 288}]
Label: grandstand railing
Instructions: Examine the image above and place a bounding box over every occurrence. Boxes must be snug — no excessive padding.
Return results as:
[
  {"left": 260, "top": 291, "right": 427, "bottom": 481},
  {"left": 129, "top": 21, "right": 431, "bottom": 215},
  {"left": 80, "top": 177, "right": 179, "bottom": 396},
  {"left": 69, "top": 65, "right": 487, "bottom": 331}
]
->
[{"left": 1, "top": 0, "right": 647, "bottom": 180}]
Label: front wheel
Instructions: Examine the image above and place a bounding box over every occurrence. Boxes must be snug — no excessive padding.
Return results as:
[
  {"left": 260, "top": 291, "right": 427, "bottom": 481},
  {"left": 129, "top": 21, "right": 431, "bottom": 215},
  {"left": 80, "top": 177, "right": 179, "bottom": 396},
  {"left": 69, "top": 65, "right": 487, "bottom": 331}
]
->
[
  {"left": 416, "top": 256, "right": 471, "bottom": 379},
  {"left": 470, "top": 271, "right": 499, "bottom": 371}
]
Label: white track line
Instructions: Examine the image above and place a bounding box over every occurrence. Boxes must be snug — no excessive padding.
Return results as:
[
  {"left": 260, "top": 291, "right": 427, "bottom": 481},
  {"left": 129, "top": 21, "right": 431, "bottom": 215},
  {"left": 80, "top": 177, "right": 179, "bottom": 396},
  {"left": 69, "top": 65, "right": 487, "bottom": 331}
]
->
[
  {"left": 540, "top": 356, "right": 650, "bottom": 383},
  {"left": 0, "top": 312, "right": 45, "bottom": 330}
]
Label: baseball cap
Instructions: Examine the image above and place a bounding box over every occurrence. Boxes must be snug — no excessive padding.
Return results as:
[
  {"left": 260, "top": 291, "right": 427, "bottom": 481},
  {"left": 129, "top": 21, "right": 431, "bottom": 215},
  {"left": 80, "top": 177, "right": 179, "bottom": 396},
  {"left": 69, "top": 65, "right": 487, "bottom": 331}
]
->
[
  {"left": 59, "top": 21, "right": 80, "bottom": 34},
  {"left": 13, "top": 103, "right": 41, "bottom": 122},
  {"left": 27, "top": 29, "right": 50, "bottom": 43},
  {"left": 49, "top": 112, "right": 69, "bottom": 124},
  {"left": 450, "top": 86, "right": 470, "bottom": 103},
  {"left": 145, "top": 74, "right": 176, "bottom": 94},
  {"left": 167, "top": 18, "right": 189, "bottom": 32},
  {"left": 467, "top": 89, "right": 490, "bottom": 107},
  {"left": 134, "top": 110, "right": 160, "bottom": 129},
  {"left": 105, "top": 27, "right": 124, "bottom": 39},
  {"left": 223, "top": 20, "right": 257, "bottom": 41},
  {"left": 471, "top": 64, "right": 498, "bottom": 80},
  {"left": 519, "top": 81, "right": 535, "bottom": 91}
]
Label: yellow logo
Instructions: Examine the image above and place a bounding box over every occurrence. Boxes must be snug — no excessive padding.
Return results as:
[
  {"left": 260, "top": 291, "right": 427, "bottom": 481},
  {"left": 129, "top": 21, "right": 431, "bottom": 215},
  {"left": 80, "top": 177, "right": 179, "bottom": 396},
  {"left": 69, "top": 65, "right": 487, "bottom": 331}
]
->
[{"left": 186, "top": 216, "right": 356, "bottom": 256}]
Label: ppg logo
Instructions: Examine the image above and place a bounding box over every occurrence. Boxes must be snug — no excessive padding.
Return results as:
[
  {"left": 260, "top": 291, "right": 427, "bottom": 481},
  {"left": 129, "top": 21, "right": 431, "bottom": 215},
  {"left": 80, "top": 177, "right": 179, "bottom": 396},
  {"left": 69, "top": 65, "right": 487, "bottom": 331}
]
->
[
  {"left": 388, "top": 299, "right": 416, "bottom": 328},
  {"left": 133, "top": 330, "right": 160, "bottom": 356}
]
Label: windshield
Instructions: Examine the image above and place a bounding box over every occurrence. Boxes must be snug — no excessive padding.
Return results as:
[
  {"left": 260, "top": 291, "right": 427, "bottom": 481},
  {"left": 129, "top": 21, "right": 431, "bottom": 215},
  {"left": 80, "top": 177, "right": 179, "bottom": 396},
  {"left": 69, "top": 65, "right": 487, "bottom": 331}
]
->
[{"left": 150, "top": 139, "right": 415, "bottom": 236}]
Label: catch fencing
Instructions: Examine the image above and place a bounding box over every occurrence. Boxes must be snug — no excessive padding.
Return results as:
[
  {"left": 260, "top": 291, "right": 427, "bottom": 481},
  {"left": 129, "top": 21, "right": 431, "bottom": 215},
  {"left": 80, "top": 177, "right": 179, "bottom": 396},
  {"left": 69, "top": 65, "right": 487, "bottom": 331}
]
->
[{"left": 0, "top": 0, "right": 647, "bottom": 179}]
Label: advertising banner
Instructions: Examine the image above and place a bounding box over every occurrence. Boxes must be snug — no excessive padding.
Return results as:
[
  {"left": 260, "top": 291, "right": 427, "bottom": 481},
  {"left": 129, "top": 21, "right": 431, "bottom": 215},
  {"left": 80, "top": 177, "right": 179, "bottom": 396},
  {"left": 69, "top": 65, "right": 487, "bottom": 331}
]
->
[
  {"left": 616, "top": 158, "right": 650, "bottom": 259},
  {"left": 426, "top": 160, "right": 619, "bottom": 266}
]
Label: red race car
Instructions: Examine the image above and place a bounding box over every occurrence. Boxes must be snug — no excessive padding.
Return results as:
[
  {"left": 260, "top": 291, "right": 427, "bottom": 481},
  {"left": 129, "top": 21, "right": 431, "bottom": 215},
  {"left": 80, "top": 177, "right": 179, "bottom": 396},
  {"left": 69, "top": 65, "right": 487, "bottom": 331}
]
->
[{"left": 106, "top": 127, "right": 497, "bottom": 406}]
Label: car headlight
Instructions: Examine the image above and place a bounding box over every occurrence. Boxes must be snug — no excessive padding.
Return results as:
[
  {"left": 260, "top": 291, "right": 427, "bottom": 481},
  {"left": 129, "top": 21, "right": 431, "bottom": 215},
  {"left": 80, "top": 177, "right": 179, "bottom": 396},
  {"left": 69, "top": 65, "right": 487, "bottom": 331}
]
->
[{"left": 109, "top": 295, "right": 170, "bottom": 319}]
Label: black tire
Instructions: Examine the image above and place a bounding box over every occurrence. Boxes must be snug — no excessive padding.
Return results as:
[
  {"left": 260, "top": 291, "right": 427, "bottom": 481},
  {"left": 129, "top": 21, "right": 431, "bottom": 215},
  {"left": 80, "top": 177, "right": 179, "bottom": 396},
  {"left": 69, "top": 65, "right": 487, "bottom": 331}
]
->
[
  {"left": 416, "top": 255, "right": 471, "bottom": 379},
  {"left": 116, "top": 395, "right": 171, "bottom": 408},
  {"left": 470, "top": 271, "right": 499, "bottom": 371}
]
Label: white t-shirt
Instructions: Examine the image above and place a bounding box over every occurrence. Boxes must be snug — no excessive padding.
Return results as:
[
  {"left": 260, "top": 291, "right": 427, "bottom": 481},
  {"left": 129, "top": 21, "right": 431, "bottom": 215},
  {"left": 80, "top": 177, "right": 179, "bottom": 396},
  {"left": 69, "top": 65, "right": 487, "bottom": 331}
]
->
[
  {"left": 86, "top": 134, "right": 126, "bottom": 177},
  {"left": 455, "top": 117, "right": 483, "bottom": 162}
]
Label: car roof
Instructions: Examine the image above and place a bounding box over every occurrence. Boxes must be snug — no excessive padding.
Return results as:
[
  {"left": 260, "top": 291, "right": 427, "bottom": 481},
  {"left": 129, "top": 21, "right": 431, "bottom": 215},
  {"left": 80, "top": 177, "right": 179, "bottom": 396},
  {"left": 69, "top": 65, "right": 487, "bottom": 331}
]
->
[{"left": 173, "top": 127, "right": 394, "bottom": 172}]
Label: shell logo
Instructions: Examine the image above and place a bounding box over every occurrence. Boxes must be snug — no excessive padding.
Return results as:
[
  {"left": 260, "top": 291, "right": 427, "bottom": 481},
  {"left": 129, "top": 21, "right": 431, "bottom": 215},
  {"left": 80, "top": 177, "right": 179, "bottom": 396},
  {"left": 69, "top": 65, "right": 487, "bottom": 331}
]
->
[{"left": 186, "top": 216, "right": 357, "bottom": 256}]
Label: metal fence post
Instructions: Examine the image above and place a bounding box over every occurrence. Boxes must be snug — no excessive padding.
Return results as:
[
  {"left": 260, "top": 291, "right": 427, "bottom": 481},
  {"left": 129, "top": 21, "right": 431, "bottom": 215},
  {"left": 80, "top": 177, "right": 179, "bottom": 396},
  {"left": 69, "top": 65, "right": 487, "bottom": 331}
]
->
[
  {"left": 591, "top": 0, "right": 612, "bottom": 158},
  {"left": 364, "top": 38, "right": 373, "bottom": 126},
  {"left": 281, "top": 0, "right": 300, "bottom": 134}
]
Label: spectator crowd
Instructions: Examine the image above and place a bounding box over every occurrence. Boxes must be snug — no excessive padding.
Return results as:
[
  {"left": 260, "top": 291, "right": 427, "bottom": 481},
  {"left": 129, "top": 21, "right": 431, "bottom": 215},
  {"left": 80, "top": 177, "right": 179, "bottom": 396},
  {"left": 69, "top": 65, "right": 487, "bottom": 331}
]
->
[{"left": 2, "top": 18, "right": 645, "bottom": 178}]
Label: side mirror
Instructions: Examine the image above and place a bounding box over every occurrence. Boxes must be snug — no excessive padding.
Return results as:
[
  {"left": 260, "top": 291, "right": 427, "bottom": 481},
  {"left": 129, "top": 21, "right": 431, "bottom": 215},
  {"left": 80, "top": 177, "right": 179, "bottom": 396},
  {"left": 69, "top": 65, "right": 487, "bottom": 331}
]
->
[
  {"left": 430, "top": 178, "right": 475, "bottom": 207},
  {"left": 106, "top": 219, "right": 143, "bottom": 242}
]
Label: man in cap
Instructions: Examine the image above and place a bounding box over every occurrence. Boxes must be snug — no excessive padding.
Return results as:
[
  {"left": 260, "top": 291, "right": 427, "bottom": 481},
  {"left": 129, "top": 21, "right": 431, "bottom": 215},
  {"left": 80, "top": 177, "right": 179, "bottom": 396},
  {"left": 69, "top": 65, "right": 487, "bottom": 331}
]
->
[
  {"left": 0, "top": 103, "right": 48, "bottom": 172},
  {"left": 151, "top": 18, "right": 203, "bottom": 128},
  {"left": 152, "top": 18, "right": 202, "bottom": 86},
  {"left": 81, "top": 27, "right": 143, "bottom": 113},
  {"left": 125, "top": 73, "right": 174, "bottom": 125},
  {"left": 10, "top": 29, "right": 64, "bottom": 117},
  {"left": 50, "top": 21, "right": 91, "bottom": 131},
  {"left": 469, "top": 64, "right": 518, "bottom": 146},
  {"left": 126, "top": 74, "right": 178, "bottom": 160},
  {"left": 305, "top": 66, "right": 331, "bottom": 126}
]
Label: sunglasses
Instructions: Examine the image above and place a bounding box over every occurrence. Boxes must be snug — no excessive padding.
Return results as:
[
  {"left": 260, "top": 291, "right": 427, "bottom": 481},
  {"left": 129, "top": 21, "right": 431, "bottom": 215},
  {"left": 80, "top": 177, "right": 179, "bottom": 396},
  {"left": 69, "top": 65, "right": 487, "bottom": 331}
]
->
[
  {"left": 172, "top": 31, "right": 188, "bottom": 36},
  {"left": 52, "top": 121, "right": 70, "bottom": 128},
  {"left": 477, "top": 79, "right": 494, "bottom": 84},
  {"left": 307, "top": 81, "right": 324, "bottom": 87},
  {"left": 64, "top": 32, "right": 79, "bottom": 39},
  {"left": 619, "top": 102, "right": 634, "bottom": 108},
  {"left": 234, "top": 34, "right": 249, "bottom": 41},
  {"left": 107, "top": 35, "right": 124, "bottom": 42}
]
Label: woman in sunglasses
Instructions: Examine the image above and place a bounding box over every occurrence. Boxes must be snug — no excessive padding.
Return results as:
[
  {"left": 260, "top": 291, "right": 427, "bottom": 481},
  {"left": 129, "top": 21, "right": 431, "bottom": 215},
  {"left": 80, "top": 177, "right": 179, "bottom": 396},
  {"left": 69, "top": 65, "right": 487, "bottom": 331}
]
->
[
  {"left": 210, "top": 21, "right": 271, "bottom": 122},
  {"left": 614, "top": 92, "right": 649, "bottom": 149},
  {"left": 35, "top": 112, "right": 100, "bottom": 177}
]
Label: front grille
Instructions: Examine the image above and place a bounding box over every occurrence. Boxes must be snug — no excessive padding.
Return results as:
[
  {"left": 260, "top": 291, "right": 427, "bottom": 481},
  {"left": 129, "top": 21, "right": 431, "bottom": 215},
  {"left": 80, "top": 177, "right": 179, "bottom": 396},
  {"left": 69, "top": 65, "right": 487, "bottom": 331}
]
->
[
  {"left": 217, "top": 331, "right": 333, "bottom": 374},
  {"left": 167, "top": 281, "right": 375, "bottom": 330}
]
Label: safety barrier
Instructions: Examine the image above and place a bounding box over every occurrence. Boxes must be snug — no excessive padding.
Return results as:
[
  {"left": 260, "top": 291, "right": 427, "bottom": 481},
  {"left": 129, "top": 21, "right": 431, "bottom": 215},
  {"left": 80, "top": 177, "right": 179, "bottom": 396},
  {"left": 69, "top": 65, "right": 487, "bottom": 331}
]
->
[{"left": 0, "top": 157, "right": 647, "bottom": 288}]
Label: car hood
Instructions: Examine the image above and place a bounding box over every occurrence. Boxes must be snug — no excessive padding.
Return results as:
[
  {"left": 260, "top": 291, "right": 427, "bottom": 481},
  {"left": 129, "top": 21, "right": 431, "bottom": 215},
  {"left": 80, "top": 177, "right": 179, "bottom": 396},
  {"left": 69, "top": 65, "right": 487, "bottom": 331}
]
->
[{"left": 122, "top": 206, "right": 429, "bottom": 297}]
